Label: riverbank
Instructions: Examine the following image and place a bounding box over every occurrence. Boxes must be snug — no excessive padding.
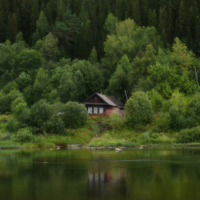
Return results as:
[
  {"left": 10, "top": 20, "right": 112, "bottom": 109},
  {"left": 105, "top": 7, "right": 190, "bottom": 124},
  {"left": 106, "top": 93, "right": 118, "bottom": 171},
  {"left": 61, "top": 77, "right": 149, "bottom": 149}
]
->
[{"left": 0, "top": 114, "right": 200, "bottom": 150}]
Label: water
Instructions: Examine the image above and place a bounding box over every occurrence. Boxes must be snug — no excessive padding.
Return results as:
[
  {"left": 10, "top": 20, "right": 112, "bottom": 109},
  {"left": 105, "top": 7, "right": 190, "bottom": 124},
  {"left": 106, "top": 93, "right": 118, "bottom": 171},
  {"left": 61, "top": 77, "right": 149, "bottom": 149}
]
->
[{"left": 0, "top": 149, "right": 200, "bottom": 200}]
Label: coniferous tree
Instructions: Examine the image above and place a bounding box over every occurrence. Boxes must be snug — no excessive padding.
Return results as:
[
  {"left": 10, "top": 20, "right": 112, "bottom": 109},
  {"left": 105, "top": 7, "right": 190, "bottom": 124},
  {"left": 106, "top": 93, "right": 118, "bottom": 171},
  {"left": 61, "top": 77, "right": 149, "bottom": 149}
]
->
[
  {"left": 30, "top": 0, "right": 40, "bottom": 34},
  {"left": 158, "top": 6, "right": 168, "bottom": 45},
  {"left": 132, "top": 0, "right": 141, "bottom": 26},
  {"left": 7, "top": 13, "right": 18, "bottom": 43},
  {"left": 0, "top": 0, "right": 9, "bottom": 42},
  {"left": 178, "top": 0, "right": 188, "bottom": 38},
  {"left": 75, "top": 2, "right": 93, "bottom": 59},
  {"left": 90, "top": 46, "right": 98, "bottom": 64},
  {"left": 148, "top": 9, "right": 157, "bottom": 28},
  {"left": 57, "top": 0, "right": 65, "bottom": 21}
]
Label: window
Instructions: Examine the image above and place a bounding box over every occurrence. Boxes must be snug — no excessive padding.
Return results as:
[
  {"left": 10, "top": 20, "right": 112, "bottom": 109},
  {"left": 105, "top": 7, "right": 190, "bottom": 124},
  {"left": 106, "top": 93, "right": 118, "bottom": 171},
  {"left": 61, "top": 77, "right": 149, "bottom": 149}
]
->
[
  {"left": 99, "top": 108, "right": 104, "bottom": 114},
  {"left": 94, "top": 108, "right": 98, "bottom": 114},
  {"left": 88, "top": 107, "right": 92, "bottom": 114},
  {"left": 115, "top": 108, "right": 119, "bottom": 110}
]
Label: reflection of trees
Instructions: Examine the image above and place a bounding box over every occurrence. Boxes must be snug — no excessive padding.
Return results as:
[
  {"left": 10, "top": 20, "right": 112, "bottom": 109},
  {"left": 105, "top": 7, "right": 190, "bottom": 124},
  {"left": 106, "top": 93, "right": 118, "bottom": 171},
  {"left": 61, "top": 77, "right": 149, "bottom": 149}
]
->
[{"left": 1, "top": 149, "right": 200, "bottom": 200}]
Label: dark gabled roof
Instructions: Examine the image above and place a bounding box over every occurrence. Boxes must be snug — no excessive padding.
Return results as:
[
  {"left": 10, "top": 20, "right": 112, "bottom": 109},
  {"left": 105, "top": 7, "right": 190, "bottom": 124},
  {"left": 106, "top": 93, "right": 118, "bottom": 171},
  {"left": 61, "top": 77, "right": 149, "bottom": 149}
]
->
[
  {"left": 82, "top": 93, "right": 124, "bottom": 107},
  {"left": 108, "top": 96, "right": 124, "bottom": 106}
]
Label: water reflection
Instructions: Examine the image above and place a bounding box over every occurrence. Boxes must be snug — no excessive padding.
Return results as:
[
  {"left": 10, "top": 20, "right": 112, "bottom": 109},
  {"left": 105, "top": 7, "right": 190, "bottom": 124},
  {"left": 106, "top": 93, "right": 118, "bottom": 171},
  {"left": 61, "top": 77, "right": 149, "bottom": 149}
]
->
[{"left": 0, "top": 149, "right": 200, "bottom": 200}]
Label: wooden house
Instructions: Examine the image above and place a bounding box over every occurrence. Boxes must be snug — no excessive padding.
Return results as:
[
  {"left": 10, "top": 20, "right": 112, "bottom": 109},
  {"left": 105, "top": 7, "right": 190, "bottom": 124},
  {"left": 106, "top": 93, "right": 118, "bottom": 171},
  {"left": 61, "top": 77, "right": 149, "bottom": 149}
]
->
[{"left": 82, "top": 93, "right": 125, "bottom": 117}]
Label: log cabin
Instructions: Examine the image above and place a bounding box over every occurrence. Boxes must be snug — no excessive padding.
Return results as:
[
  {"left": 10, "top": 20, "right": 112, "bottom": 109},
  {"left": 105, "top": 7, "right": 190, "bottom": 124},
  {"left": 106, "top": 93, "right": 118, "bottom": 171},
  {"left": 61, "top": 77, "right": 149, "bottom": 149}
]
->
[{"left": 82, "top": 93, "right": 125, "bottom": 118}]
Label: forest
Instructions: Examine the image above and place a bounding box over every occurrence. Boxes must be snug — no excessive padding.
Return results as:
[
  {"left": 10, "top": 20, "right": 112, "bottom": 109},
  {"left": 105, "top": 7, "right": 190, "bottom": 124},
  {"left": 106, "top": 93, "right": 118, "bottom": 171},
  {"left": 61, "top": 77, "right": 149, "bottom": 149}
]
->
[{"left": 0, "top": 0, "right": 200, "bottom": 145}]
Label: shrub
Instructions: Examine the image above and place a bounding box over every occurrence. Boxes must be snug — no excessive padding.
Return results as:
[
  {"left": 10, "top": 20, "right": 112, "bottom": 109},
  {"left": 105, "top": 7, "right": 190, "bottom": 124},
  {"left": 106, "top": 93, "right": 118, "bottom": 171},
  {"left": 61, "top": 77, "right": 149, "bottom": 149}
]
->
[
  {"left": 44, "top": 116, "right": 66, "bottom": 135},
  {"left": 147, "top": 89, "right": 163, "bottom": 112},
  {"left": 15, "top": 128, "right": 33, "bottom": 142},
  {"left": 48, "top": 89, "right": 60, "bottom": 104},
  {"left": 125, "top": 91, "right": 153, "bottom": 127},
  {"left": 6, "top": 118, "right": 21, "bottom": 133},
  {"left": 2, "top": 81, "right": 19, "bottom": 94},
  {"left": 14, "top": 103, "right": 31, "bottom": 126},
  {"left": 169, "top": 106, "right": 185, "bottom": 131},
  {"left": 109, "top": 113, "right": 126, "bottom": 130},
  {"left": 156, "top": 112, "right": 170, "bottom": 132},
  {"left": 0, "top": 90, "right": 22, "bottom": 113},
  {"left": 62, "top": 101, "right": 88, "bottom": 128},
  {"left": 162, "top": 100, "right": 172, "bottom": 112},
  {"left": 30, "top": 99, "right": 50, "bottom": 127},
  {"left": 177, "top": 126, "right": 200, "bottom": 143},
  {"left": 11, "top": 97, "right": 25, "bottom": 113},
  {"left": 0, "top": 133, "right": 12, "bottom": 140}
]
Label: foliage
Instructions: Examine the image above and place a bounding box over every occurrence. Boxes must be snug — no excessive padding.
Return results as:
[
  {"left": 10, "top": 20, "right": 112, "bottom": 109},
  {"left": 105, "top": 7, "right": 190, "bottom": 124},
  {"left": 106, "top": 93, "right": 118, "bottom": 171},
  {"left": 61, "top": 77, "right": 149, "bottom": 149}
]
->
[
  {"left": 147, "top": 89, "right": 163, "bottom": 112},
  {"left": 15, "top": 128, "right": 33, "bottom": 142},
  {"left": 11, "top": 97, "right": 25, "bottom": 113},
  {"left": 6, "top": 117, "right": 21, "bottom": 133},
  {"left": 0, "top": 90, "right": 22, "bottom": 113},
  {"left": 109, "top": 113, "right": 126, "bottom": 131},
  {"left": 125, "top": 91, "right": 154, "bottom": 127},
  {"left": 2, "top": 81, "right": 18, "bottom": 94},
  {"left": 35, "top": 32, "right": 58, "bottom": 61},
  {"left": 177, "top": 126, "right": 200, "bottom": 143},
  {"left": 14, "top": 49, "right": 42, "bottom": 75},
  {"left": 44, "top": 116, "right": 66, "bottom": 135},
  {"left": 62, "top": 101, "right": 88, "bottom": 128},
  {"left": 30, "top": 99, "right": 50, "bottom": 127},
  {"left": 104, "top": 18, "right": 162, "bottom": 65}
]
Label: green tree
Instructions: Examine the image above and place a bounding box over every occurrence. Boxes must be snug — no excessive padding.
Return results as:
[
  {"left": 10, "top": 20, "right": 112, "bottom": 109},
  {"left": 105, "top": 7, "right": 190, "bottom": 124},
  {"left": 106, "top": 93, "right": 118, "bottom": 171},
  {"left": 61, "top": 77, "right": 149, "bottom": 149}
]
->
[
  {"left": 35, "top": 32, "right": 58, "bottom": 61},
  {"left": 148, "top": 9, "right": 157, "bottom": 28},
  {"left": 171, "top": 37, "right": 195, "bottom": 70},
  {"left": 54, "top": 10, "right": 80, "bottom": 53},
  {"left": 30, "top": 0, "right": 40, "bottom": 34},
  {"left": 7, "top": 13, "right": 18, "bottom": 43},
  {"left": 178, "top": 0, "right": 188, "bottom": 38},
  {"left": 14, "top": 49, "right": 42, "bottom": 75},
  {"left": 125, "top": 91, "right": 153, "bottom": 127},
  {"left": 132, "top": 0, "right": 141, "bottom": 25},
  {"left": 32, "top": 11, "right": 50, "bottom": 44},
  {"left": 89, "top": 46, "right": 98, "bottom": 64},
  {"left": 30, "top": 99, "right": 50, "bottom": 127},
  {"left": 108, "top": 54, "right": 130, "bottom": 101},
  {"left": 128, "top": 44, "right": 156, "bottom": 90},
  {"left": 104, "top": 18, "right": 162, "bottom": 66},
  {"left": 62, "top": 101, "right": 88, "bottom": 128},
  {"left": 104, "top": 13, "right": 118, "bottom": 35}
]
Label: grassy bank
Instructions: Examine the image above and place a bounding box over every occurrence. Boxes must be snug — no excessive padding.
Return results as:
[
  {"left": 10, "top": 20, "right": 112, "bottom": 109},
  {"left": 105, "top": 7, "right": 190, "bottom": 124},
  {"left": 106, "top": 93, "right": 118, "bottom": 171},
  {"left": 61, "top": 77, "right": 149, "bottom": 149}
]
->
[{"left": 0, "top": 114, "right": 199, "bottom": 149}]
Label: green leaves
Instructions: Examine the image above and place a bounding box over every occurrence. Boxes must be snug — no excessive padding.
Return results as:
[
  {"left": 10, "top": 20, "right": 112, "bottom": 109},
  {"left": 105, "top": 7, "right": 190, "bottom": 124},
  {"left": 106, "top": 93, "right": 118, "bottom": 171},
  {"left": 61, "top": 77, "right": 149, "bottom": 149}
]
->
[{"left": 125, "top": 91, "right": 153, "bottom": 127}]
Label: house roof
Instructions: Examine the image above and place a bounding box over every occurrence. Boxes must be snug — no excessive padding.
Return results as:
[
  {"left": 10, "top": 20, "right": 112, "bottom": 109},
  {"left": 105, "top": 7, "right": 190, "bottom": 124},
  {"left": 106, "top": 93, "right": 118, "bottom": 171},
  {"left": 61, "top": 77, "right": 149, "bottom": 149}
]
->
[
  {"left": 108, "top": 96, "right": 124, "bottom": 106},
  {"left": 83, "top": 93, "right": 124, "bottom": 107}
]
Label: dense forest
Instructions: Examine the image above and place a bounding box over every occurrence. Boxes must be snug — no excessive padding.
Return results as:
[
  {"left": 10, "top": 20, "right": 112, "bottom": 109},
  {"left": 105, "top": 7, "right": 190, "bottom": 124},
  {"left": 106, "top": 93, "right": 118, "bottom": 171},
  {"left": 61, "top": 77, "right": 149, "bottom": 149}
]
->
[{"left": 0, "top": 0, "right": 200, "bottom": 144}]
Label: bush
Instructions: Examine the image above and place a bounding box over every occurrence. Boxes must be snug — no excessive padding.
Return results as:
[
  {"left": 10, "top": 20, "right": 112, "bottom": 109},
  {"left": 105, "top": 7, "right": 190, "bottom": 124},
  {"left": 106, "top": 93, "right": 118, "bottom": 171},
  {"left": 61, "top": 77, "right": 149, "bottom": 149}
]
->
[
  {"left": 109, "top": 113, "right": 126, "bottom": 130},
  {"left": 11, "top": 97, "right": 25, "bottom": 113},
  {"left": 125, "top": 91, "right": 153, "bottom": 127},
  {"left": 14, "top": 103, "right": 31, "bottom": 126},
  {"left": 162, "top": 100, "right": 172, "bottom": 112},
  {"left": 0, "top": 90, "right": 22, "bottom": 113},
  {"left": 15, "top": 128, "right": 33, "bottom": 142},
  {"left": 177, "top": 126, "right": 200, "bottom": 143},
  {"left": 62, "top": 101, "right": 88, "bottom": 128},
  {"left": 44, "top": 116, "right": 66, "bottom": 135},
  {"left": 6, "top": 118, "right": 21, "bottom": 133},
  {"left": 169, "top": 106, "right": 185, "bottom": 131},
  {"left": 2, "top": 81, "right": 19, "bottom": 94},
  {"left": 0, "top": 133, "right": 12, "bottom": 141},
  {"left": 30, "top": 99, "right": 50, "bottom": 127},
  {"left": 147, "top": 89, "right": 163, "bottom": 112},
  {"left": 156, "top": 112, "right": 170, "bottom": 132}
]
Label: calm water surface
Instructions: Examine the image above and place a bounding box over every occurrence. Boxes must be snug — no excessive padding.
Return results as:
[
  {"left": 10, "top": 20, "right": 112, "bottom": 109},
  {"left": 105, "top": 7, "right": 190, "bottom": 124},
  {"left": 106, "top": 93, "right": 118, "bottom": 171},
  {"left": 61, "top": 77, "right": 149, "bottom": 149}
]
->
[{"left": 0, "top": 149, "right": 200, "bottom": 200}]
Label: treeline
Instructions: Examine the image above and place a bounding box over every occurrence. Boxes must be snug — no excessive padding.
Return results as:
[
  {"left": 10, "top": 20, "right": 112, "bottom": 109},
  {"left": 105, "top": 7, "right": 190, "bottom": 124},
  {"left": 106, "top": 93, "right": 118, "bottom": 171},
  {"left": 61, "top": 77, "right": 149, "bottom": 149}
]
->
[{"left": 1, "top": 0, "right": 200, "bottom": 60}]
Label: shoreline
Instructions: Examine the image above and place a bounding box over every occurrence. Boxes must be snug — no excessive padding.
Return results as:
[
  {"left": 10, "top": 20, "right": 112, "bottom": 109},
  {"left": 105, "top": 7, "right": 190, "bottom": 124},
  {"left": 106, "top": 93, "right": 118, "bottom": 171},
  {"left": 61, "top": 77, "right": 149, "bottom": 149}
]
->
[{"left": 1, "top": 143, "right": 200, "bottom": 150}]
